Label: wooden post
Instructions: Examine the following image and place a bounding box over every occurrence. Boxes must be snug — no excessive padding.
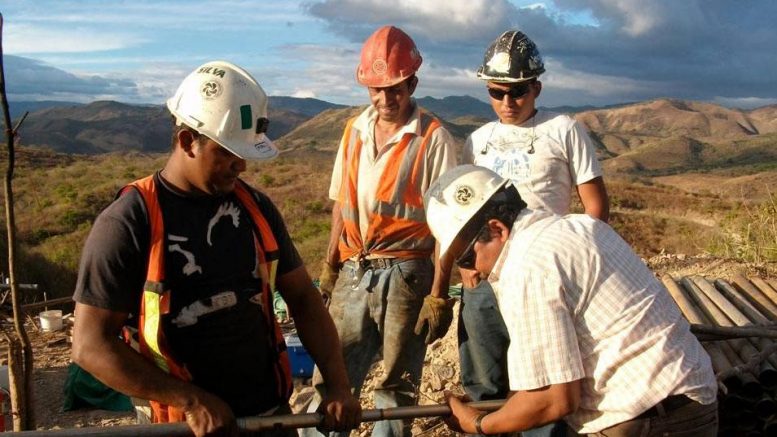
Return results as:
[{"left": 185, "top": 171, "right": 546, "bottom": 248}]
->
[{"left": 0, "top": 13, "right": 34, "bottom": 430}]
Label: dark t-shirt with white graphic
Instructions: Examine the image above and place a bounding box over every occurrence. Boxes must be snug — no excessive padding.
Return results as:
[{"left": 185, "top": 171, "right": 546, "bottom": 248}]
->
[{"left": 74, "top": 172, "right": 303, "bottom": 415}]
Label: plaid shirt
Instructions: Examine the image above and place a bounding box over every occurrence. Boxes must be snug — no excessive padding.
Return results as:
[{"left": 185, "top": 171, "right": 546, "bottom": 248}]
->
[{"left": 489, "top": 210, "right": 717, "bottom": 433}]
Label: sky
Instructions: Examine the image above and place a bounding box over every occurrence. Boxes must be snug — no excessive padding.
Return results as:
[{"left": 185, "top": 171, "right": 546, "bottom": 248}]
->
[{"left": 2, "top": 0, "right": 777, "bottom": 109}]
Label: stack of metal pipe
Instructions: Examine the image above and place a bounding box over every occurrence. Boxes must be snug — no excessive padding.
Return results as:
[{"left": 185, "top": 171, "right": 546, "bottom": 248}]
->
[{"left": 662, "top": 273, "right": 777, "bottom": 436}]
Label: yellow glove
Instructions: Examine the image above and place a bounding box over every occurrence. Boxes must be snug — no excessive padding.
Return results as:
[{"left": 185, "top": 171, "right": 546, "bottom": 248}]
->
[
  {"left": 319, "top": 260, "right": 340, "bottom": 306},
  {"left": 414, "top": 295, "right": 455, "bottom": 344}
]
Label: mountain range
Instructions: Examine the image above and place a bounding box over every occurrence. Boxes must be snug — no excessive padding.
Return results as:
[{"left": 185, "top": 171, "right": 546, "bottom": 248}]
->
[{"left": 9, "top": 96, "right": 777, "bottom": 180}]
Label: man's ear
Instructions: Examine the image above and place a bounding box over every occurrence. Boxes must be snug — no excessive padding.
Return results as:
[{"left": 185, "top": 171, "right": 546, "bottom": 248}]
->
[
  {"left": 487, "top": 219, "right": 511, "bottom": 243},
  {"left": 533, "top": 80, "right": 542, "bottom": 99},
  {"left": 407, "top": 76, "right": 418, "bottom": 95},
  {"left": 176, "top": 129, "right": 197, "bottom": 156}
]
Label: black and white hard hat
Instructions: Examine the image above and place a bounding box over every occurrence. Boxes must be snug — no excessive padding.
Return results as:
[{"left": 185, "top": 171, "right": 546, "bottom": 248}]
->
[{"left": 477, "top": 30, "right": 545, "bottom": 83}]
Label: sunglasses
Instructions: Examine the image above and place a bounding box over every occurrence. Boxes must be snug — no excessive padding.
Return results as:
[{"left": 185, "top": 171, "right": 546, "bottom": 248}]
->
[
  {"left": 455, "top": 225, "right": 491, "bottom": 269},
  {"left": 487, "top": 81, "right": 534, "bottom": 101}
]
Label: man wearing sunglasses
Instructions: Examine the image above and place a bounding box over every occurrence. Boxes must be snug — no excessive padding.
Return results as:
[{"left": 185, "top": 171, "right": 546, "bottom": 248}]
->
[
  {"left": 426, "top": 165, "right": 718, "bottom": 437},
  {"left": 457, "top": 30, "right": 610, "bottom": 437}
]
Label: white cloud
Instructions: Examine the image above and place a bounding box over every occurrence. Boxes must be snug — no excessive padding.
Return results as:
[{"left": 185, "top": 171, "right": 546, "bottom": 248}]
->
[
  {"left": 291, "top": 89, "right": 318, "bottom": 98},
  {"left": 5, "top": 24, "right": 147, "bottom": 54},
  {"left": 713, "top": 96, "right": 777, "bottom": 110},
  {"left": 306, "top": 0, "right": 517, "bottom": 42},
  {"left": 541, "top": 58, "right": 653, "bottom": 96}
]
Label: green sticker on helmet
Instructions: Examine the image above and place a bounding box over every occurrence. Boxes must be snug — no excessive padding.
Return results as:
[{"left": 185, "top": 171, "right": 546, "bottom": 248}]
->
[{"left": 240, "top": 105, "right": 252, "bottom": 130}]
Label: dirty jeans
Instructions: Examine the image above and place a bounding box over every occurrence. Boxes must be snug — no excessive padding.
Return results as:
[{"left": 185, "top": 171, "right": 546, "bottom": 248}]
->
[
  {"left": 460, "top": 280, "right": 567, "bottom": 437},
  {"left": 584, "top": 400, "right": 718, "bottom": 436},
  {"left": 301, "top": 258, "right": 432, "bottom": 437}
]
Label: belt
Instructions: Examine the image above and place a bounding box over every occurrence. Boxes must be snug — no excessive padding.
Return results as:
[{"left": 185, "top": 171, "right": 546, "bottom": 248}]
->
[
  {"left": 347, "top": 257, "right": 403, "bottom": 270},
  {"left": 636, "top": 395, "right": 695, "bottom": 419}
]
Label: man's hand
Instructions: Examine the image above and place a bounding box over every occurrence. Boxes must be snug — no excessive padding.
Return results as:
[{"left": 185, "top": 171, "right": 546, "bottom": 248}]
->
[
  {"left": 444, "top": 391, "right": 481, "bottom": 434},
  {"left": 414, "top": 295, "right": 455, "bottom": 344},
  {"left": 317, "top": 388, "right": 362, "bottom": 433},
  {"left": 319, "top": 260, "right": 340, "bottom": 307},
  {"left": 459, "top": 267, "right": 482, "bottom": 289},
  {"left": 182, "top": 389, "right": 238, "bottom": 437}
]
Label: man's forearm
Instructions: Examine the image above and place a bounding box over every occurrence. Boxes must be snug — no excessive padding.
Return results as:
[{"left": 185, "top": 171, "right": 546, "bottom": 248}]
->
[
  {"left": 478, "top": 383, "right": 579, "bottom": 434},
  {"left": 292, "top": 292, "right": 351, "bottom": 392},
  {"left": 73, "top": 332, "right": 203, "bottom": 410},
  {"left": 280, "top": 267, "right": 351, "bottom": 392},
  {"left": 577, "top": 177, "right": 609, "bottom": 223},
  {"left": 326, "top": 201, "right": 344, "bottom": 266}
]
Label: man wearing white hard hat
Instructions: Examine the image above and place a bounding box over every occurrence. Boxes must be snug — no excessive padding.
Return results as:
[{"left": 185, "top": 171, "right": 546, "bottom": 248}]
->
[
  {"left": 424, "top": 165, "right": 717, "bottom": 436},
  {"left": 72, "top": 61, "right": 360, "bottom": 437}
]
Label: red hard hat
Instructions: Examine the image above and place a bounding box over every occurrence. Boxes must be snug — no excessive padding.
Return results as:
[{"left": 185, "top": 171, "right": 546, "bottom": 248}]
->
[{"left": 356, "top": 26, "right": 422, "bottom": 87}]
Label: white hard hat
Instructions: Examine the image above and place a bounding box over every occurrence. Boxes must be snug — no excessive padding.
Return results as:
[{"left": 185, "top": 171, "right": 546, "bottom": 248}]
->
[
  {"left": 167, "top": 60, "right": 278, "bottom": 160},
  {"left": 424, "top": 165, "right": 509, "bottom": 259}
]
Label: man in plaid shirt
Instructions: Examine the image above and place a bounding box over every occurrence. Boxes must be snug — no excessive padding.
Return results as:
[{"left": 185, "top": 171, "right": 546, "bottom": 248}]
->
[{"left": 424, "top": 165, "right": 718, "bottom": 436}]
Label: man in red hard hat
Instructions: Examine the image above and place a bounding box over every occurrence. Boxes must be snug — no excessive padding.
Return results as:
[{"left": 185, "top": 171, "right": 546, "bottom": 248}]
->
[{"left": 304, "top": 26, "right": 458, "bottom": 437}]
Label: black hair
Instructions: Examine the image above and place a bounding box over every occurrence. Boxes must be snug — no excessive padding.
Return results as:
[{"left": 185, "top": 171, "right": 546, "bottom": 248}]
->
[{"left": 170, "top": 116, "right": 201, "bottom": 151}]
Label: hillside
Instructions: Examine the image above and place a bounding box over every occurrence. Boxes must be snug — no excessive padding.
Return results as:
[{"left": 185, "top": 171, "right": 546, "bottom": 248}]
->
[
  {"left": 276, "top": 104, "right": 470, "bottom": 153},
  {"left": 12, "top": 97, "right": 347, "bottom": 154},
  {"left": 1, "top": 96, "right": 775, "bottom": 303}
]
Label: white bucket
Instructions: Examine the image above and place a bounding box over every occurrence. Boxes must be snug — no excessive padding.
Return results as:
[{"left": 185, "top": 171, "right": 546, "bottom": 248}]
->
[{"left": 39, "top": 310, "right": 63, "bottom": 332}]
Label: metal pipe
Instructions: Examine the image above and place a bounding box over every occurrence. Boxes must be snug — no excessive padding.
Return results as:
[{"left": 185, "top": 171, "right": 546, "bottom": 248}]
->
[
  {"left": 680, "top": 277, "right": 763, "bottom": 397},
  {"left": 690, "top": 324, "right": 777, "bottom": 340},
  {"left": 751, "top": 277, "right": 777, "bottom": 307},
  {"left": 695, "top": 277, "right": 777, "bottom": 386},
  {"left": 663, "top": 275, "right": 747, "bottom": 392},
  {"left": 661, "top": 274, "right": 706, "bottom": 323},
  {"left": 732, "top": 274, "right": 777, "bottom": 319},
  {"left": 754, "top": 393, "right": 777, "bottom": 419},
  {"left": 764, "top": 414, "right": 777, "bottom": 435},
  {"left": 714, "top": 279, "right": 770, "bottom": 325},
  {"left": 691, "top": 276, "right": 750, "bottom": 326},
  {"left": 0, "top": 283, "right": 38, "bottom": 291},
  {"left": 20, "top": 296, "right": 73, "bottom": 313},
  {"left": 3, "top": 400, "right": 507, "bottom": 436},
  {"left": 714, "top": 279, "right": 777, "bottom": 369}
]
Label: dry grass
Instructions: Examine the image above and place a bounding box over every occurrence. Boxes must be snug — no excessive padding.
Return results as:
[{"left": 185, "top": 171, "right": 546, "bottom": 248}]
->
[
  {"left": 0, "top": 140, "right": 773, "bottom": 304},
  {"left": 708, "top": 191, "right": 777, "bottom": 262}
]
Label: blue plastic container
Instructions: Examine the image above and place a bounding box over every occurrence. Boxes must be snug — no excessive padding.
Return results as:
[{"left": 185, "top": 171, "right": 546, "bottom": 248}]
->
[{"left": 284, "top": 334, "right": 314, "bottom": 378}]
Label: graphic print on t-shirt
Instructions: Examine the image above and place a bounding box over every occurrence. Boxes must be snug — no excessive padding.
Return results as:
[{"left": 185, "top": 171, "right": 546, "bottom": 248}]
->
[
  {"left": 207, "top": 202, "right": 241, "bottom": 246},
  {"left": 171, "top": 290, "right": 238, "bottom": 327},
  {"left": 168, "top": 234, "right": 203, "bottom": 276},
  {"left": 477, "top": 124, "right": 537, "bottom": 184}
]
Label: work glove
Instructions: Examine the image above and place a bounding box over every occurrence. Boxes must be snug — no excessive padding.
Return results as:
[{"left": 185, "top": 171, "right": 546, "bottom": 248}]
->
[
  {"left": 414, "top": 295, "right": 455, "bottom": 344},
  {"left": 319, "top": 260, "right": 340, "bottom": 307}
]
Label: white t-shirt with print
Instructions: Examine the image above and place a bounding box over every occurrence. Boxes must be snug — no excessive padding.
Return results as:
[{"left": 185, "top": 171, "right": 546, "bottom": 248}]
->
[{"left": 464, "top": 110, "right": 602, "bottom": 214}]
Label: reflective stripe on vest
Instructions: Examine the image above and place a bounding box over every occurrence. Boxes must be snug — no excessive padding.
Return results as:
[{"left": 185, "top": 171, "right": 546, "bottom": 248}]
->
[
  {"left": 123, "top": 175, "right": 292, "bottom": 423},
  {"left": 337, "top": 111, "right": 439, "bottom": 262}
]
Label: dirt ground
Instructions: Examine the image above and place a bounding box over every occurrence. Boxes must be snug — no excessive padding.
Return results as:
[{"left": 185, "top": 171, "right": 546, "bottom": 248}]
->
[{"left": 8, "top": 253, "right": 777, "bottom": 433}]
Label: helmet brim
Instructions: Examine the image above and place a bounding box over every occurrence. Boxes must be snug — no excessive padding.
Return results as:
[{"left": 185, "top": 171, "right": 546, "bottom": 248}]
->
[{"left": 218, "top": 133, "right": 278, "bottom": 161}]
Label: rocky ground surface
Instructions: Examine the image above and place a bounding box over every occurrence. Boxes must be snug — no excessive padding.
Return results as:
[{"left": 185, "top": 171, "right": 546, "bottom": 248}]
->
[{"left": 5, "top": 253, "right": 776, "bottom": 434}]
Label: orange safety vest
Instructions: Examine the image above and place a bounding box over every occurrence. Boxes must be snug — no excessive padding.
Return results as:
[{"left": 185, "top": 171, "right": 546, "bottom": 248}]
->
[
  {"left": 337, "top": 111, "right": 440, "bottom": 262},
  {"left": 122, "top": 175, "right": 292, "bottom": 423}
]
